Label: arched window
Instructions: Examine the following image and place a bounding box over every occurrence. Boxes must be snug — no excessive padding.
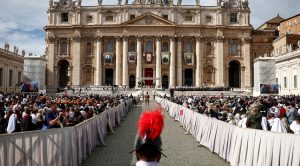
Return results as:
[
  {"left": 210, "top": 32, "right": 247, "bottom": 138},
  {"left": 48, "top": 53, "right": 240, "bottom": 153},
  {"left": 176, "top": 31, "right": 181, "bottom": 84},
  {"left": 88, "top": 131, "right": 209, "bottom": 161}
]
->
[
  {"left": 184, "top": 42, "right": 193, "bottom": 53},
  {"left": 60, "top": 40, "right": 68, "bottom": 55},
  {"left": 129, "top": 41, "right": 136, "bottom": 52},
  {"left": 86, "top": 42, "right": 92, "bottom": 55},
  {"left": 206, "top": 42, "right": 212, "bottom": 55},
  {"left": 162, "top": 42, "right": 169, "bottom": 52},
  {"left": 231, "top": 43, "right": 238, "bottom": 56}
]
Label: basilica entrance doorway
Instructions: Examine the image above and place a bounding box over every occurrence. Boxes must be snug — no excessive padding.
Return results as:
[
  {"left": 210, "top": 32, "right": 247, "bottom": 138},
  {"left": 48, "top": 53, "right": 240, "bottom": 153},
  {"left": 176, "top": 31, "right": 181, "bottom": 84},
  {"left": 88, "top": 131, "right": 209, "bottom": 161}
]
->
[
  {"left": 184, "top": 69, "right": 193, "bottom": 86},
  {"left": 105, "top": 69, "right": 114, "bottom": 86},
  {"left": 58, "top": 59, "right": 69, "bottom": 88},
  {"left": 144, "top": 68, "right": 153, "bottom": 87},
  {"left": 228, "top": 61, "right": 240, "bottom": 88},
  {"left": 129, "top": 75, "right": 136, "bottom": 88},
  {"left": 162, "top": 75, "right": 169, "bottom": 89}
]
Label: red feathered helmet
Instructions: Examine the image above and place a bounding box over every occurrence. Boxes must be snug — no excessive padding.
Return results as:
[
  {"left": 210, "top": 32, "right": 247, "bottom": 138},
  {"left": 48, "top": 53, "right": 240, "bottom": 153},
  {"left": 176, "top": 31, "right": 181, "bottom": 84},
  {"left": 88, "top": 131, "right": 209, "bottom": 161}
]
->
[{"left": 131, "top": 108, "right": 167, "bottom": 160}]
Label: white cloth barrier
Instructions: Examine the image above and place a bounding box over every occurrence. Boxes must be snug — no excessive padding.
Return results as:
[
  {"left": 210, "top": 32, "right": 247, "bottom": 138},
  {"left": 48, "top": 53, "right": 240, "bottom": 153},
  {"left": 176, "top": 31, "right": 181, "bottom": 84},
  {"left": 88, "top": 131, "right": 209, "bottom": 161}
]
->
[
  {"left": 156, "top": 98, "right": 300, "bottom": 166},
  {"left": 0, "top": 99, "right": 134, "bottom": 166}
]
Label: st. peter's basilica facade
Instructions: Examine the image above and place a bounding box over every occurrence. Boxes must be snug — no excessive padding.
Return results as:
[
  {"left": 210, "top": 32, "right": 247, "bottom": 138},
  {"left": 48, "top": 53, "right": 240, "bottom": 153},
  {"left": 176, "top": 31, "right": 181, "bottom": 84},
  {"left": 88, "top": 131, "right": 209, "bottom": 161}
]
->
[{"left": 45, "top": 0, "right": 252, "bottom": 91}]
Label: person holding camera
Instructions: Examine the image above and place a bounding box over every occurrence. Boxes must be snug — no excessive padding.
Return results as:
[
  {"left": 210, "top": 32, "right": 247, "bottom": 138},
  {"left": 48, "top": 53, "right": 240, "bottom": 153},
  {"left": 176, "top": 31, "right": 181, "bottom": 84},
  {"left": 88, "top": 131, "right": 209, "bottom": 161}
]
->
[{"left": 45, "top": 104, "right": 64, "bottom": 129}]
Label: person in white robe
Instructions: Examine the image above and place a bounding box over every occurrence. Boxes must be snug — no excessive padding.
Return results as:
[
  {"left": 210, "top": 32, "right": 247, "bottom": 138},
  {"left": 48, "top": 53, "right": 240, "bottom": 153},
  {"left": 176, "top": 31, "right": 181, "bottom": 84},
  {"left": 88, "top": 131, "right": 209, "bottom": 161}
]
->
[
  {"left": 290, "top": 117, "right": 300, "bottom": 134},
  {"left": 271, "top": 118, "right": 287, "bottom": 133}
]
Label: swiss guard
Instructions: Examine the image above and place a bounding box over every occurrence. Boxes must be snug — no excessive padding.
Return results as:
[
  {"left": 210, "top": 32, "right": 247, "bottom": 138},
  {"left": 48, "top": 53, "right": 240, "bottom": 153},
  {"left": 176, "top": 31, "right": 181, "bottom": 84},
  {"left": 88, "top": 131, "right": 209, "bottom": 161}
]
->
[{"left": 131, "top": 109, "right": 166, "bottom": 166}]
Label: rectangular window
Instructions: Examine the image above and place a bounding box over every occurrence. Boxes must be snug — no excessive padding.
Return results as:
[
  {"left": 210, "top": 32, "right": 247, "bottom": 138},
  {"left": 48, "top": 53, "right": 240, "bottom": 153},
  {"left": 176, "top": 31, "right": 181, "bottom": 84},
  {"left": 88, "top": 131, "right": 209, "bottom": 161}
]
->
[
  {"left": 86, "top": 15, "right": 93, "bottom": 23},
  {"left": 276, "top": 78, "right": 278, "bottom": 84},
  {"left": 0, "top": 68, "right": 3, "bottom": 87},
  {"left": 18, "top": 71, "right": 21, "bottom": 85},
  {"left": 162, "top": 14, "right": 168, "bottom": 20},
  {"left": 294, "top": 75, "right": 297, "bottom": 88},
  {"left": 105, "top": 15, "right": 114, "bottom": 21},
  {"left": 230, "top": 13, "right": 238, "bottom": 23},
  {"left": 9, "top": 70, "right": 13, "bottom": 87},
  {"left": 184, "top": 15, "right": 193, "bottom": 22},
  {"left": 206, "top": 16, "right": 212, "bottom": 23},
  {"left": 284, "top": 77, "right": 287, "bottom": 88},
  {"left": 130, "top": 14, "right": 135, "bottom": 20},
  {"left": 61, "top": 13, "right": 69, "bottom": 22},
  {"left": 231, "top": 43, "right": 238, "bottom": 56}
]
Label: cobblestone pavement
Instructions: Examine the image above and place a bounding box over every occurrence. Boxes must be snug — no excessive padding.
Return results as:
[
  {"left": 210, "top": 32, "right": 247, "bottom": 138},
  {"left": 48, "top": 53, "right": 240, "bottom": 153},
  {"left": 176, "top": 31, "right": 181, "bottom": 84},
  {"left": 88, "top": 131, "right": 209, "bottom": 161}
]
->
[{"left": 81, "top": 99, "right": 229, "bottom": 166}]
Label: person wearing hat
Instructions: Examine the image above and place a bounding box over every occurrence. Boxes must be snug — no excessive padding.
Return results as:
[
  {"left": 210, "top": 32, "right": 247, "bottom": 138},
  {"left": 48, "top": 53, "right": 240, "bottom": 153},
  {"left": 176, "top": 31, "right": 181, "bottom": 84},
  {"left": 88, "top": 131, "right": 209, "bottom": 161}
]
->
[{"left": 132, "top": 109, "right": 165, "bottom": 166}]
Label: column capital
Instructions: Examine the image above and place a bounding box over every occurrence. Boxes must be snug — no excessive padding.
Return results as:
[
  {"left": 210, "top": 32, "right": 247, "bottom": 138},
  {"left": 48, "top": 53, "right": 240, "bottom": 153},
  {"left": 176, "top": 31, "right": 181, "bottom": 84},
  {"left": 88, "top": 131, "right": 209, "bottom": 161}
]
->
[
  {"left": 170, "top": 36, "right": 176, "bottom": 41},
  {"left": 242, "top": 37, "right": 251, "bottom": 43},
  {"left": 116, "top": 36, "right": 122, "bottom": 42},
  {"left": 95, "top": 36, "right": 103, "bottom": 41},
  {"left": 240, "top": 66, "right": 246, "bottom": 71},
  {"left": 177, "top": 36, "right": 183, "bottom": 42},
  {"left": 214, "top": 35, "right": 225, "bottom": 42},
  {"left": 137, "top": 36, "right": 143, "bottom": 41},
  {"left": 72, "top": 36, "right": 81, "bottom": 42},
  {"left": 195, "top": 36, "right": 202, "bottom": 42},
  {"left": 155, "top": 36, "right": 162, "bottom": 41},
  {"left": 123, "top": 36, "right": 129, "bottom": 41}
]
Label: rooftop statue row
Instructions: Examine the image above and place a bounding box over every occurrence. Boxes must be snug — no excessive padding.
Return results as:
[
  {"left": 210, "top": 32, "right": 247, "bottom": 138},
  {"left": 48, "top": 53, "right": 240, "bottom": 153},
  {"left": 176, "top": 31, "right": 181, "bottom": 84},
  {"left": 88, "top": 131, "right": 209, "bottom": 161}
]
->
[{"left": 48, "top": 0, "right": 249, "bottom": 7}]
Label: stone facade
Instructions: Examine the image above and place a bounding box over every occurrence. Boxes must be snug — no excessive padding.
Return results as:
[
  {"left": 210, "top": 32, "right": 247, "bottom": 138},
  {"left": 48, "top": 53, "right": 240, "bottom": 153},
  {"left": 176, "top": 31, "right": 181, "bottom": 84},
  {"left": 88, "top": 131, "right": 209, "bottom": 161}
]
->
[
  {"left": 0, "top": 45, "right": 24, "bottom": 93},
  {"left": 23, "top": 55, "right": 47, "bottom": 90},
  {"left": 45, "top": 0, "right": 252, "bottom": 91},
  {"left": 278, "top": 14, "right": 300, "bottom": 36}
]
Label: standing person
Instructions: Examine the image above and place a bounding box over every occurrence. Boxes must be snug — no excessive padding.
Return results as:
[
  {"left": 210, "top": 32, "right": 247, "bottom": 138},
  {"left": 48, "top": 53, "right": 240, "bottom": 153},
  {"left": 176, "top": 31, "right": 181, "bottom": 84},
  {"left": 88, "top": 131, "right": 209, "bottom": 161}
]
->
[
  {"left": 145, "top": 92, "right": 150, "bottom": 106},
  {"left": 131, "top": 109, "right": 165, "bottom": 166},
  {"left": 286, "top": 103, "right": 298, "bottom": 125},
  {"left": 45, "top": 104, "right": 64, "bottom": 129},
  {"left": 246, "top": 103, "right": 263, "bottom": 130}
]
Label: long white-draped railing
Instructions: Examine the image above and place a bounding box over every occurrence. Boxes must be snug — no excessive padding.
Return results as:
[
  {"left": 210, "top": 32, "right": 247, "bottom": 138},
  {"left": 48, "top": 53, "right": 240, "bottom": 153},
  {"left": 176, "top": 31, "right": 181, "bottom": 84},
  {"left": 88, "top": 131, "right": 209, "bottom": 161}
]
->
[
  {"left": 0, "top": 99, "right": 136, "bottom": 166},
  {"left": 157, "top": 98, "right": 300, "bottom": 166}
]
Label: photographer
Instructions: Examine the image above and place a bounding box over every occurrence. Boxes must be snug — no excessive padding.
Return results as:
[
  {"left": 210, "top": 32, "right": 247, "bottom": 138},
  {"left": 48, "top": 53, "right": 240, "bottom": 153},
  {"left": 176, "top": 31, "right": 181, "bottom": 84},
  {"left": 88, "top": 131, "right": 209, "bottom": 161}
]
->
[{"left": 45, "top": 104, "right": 65, "bottom": 129}]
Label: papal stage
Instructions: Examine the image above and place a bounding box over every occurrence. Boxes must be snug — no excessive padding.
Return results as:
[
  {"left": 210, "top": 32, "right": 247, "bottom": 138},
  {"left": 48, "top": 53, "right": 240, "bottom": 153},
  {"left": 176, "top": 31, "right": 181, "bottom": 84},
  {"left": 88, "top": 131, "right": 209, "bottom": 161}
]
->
[{"left": 45, "top": 0, "right": 252, "bottom": 91}]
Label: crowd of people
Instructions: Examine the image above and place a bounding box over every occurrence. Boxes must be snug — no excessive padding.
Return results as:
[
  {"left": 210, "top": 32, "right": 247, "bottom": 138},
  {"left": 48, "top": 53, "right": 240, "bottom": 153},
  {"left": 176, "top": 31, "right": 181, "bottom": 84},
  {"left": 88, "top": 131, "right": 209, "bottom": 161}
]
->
[
  {"left": 0, "top": 92, "right": 135, "bottom": 134},
  {"left": 166, "top": 94, "right": 300, "bottom": 134}
]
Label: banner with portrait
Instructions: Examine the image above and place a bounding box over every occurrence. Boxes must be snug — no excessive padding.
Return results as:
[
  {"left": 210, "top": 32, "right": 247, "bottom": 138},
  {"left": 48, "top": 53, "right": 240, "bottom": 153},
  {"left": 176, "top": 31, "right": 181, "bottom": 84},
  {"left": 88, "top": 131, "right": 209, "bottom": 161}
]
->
[
  {"left": 103, "top": 53, "right": 113, "bottom": 64},
  {"left": 145, "top": 53, "right": 152, "bottom": 63},
  {"left": 184, "top": 53, "right": 194, "bottom": 65},
  {"left": 161, "top": 52, "right": 170, "bottom": 64},
  {"left": 260, "top": 84, "right": 279, "bottom": 94},
  {"left": 21, "top": 82, "right": 39, "bottom": 92},
  {"left": 128, "top": 52, "right": 136, "bottom": 63}
]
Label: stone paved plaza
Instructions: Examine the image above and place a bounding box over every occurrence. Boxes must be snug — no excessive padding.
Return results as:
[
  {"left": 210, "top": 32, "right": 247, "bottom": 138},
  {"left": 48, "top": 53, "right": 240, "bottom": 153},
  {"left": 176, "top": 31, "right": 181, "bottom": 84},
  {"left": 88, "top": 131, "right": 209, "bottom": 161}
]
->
[{"left": 81, "top": 97, "right": 229, "bottom": 166}]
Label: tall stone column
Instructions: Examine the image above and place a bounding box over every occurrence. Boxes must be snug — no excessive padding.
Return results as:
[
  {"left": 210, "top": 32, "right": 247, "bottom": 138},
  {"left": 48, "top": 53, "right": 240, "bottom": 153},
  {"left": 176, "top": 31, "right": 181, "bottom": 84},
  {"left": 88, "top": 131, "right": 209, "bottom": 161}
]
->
[
  {"left": 155, "top": 36, "right": 162, "bottom": 89},
  {"left": 177, "top": 37, "right": 183, "bottom": 86},
  {"left": 95, "top": 36, "right": 103, "bottom": 85},
  {"left": 169, "top": 37, "right": 176, "bottom": 87},
  {"left": 72, "top": 36, "right": 81, "bottom": 86},
  {"left": 243, "top": 37, "right": 251, "bottom": 89},
  {"left": 215, "top": 36, "right": 224, "bottom": 87},
  {"left": 115, "top": 37, "right": 122, "bottom": 85},
  {"left": 122, "top": 36, "right": 129, "bottom": 86},
  {"left": 47, "top": 36, "right": 56, "bottom": 91},
  {"left": 241, "top": 66, "right": 245, "bottom": 89},
  {"left": 136, "top": 36, "right": 142, "bottom": 88},
  {"left": 195, "top": 37, "right": 201, "bottom": 87}
]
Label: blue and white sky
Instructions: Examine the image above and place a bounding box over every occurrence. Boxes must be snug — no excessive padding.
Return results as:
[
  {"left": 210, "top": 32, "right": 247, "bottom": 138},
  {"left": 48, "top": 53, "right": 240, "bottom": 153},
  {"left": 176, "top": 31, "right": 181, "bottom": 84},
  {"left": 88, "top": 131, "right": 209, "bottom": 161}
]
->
[{"left": 0, "top": 0, "right": 299, "bottom": 56}]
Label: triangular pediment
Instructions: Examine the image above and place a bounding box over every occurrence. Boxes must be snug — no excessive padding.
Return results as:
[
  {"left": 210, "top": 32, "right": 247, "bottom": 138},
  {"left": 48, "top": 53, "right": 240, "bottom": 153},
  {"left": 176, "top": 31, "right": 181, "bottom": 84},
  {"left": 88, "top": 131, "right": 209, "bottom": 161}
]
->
[{"left": 121, "top": 13, "right": 176, "bottom": 26}]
